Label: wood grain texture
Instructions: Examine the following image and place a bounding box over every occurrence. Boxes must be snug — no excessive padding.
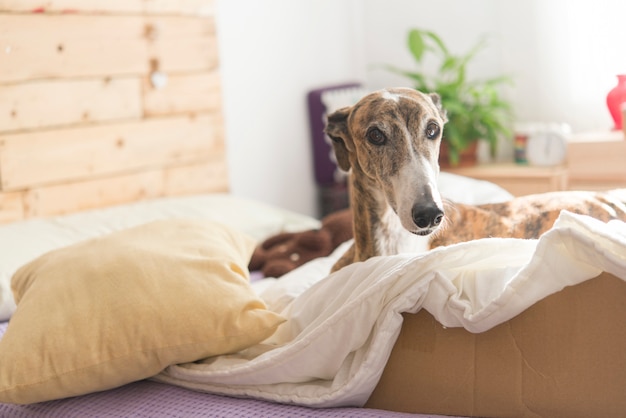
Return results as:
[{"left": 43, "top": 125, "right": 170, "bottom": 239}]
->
[
  {"left": 0, "top": 0, "right": 215, "bottom": 15},
  {"left": 143, "top": 71, "right": 221, "bottom": 116},
  {"left": 0, "top": 0, "right": 227, "bottom": 222},
  {"left": 145, "top": 16, "right": 218, "bottom": 73},
  {"left": 0, "top": 78, "right": 142, "bottom": 132},
  {"left": 162, "top": 157, "right": 228, "bottom": 196},
  {"left": 0, "top": 114, "right": 224, "bottom": 190},
  {"left": 1, "top": 15, "right": 145, "bottom": 83},
  {"left": 568, "top": 139, "right": 626, "bottom": 187},
  {"left": 143, "top": 0, "right": 215, "bottom": 15},
  {"left": 0, "top": 14, "right": 217, "bottom": 83},
  {"left": 0, "top": 0, "right": 143, "bottom": 13},
  {"left": 19, "top": 159, "right": 227, "bottom": 219},
  {"left": 0, "top": 191, "right": 23, "bottom": 223},
  {"left": 445, "top": 163, "right": 569, "bottom": 197}
]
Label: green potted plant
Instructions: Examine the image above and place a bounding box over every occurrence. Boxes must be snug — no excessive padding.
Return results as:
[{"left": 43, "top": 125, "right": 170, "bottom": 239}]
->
[{"left": 387, "top": 28, "right": 513, "bottom": 166}]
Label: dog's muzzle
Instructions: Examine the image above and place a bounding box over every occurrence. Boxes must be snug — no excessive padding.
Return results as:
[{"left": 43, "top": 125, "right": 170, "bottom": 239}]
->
[{"left": 411, "top": 202, "right": 444, "bottom": 234}]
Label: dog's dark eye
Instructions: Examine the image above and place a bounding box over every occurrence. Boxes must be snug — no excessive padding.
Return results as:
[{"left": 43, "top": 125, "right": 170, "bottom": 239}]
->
[
  {"left": 425, "top": 122, "right": 440, "bottom": 140},
  {"left": 366, "top": 128, "right": 386, "bottom": 145}
]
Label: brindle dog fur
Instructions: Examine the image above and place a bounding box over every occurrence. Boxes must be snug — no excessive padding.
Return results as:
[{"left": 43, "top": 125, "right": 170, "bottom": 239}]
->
[
  {"left": 431, "top": 190, "right": 626, "bottom": 247},
  {"left": 325, "top": 87, "right": 626, "bottom": 272}
]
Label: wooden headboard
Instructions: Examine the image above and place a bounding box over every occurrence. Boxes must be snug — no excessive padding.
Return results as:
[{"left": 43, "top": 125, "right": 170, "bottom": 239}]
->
[{"left": 0, "top": 0, "right": 227, "bottom": 224}]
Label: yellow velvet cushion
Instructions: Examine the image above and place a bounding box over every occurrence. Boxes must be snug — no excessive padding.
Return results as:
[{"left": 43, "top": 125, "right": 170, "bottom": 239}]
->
[{"left": 0, "top": 220, "right": 284, "bottom": 404}]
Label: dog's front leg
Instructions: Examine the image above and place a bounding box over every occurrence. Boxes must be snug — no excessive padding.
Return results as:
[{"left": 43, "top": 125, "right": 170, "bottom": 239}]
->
[{"left": 331, "top": 243, "right": 355, "bottom": 273}]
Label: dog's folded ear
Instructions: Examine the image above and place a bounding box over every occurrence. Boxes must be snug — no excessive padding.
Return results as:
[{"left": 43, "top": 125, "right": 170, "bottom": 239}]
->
[
  {"left": 428, "top": 93, "right": 448, "bottom": 123},
  {"left": 325, "top": 106, "right": 353, "bottom": 172}
]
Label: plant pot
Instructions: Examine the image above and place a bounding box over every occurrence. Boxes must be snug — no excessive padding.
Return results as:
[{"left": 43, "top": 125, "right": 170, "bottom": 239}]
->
[{"left": 439, "top": 141, "right": 478, "bottom": 168}]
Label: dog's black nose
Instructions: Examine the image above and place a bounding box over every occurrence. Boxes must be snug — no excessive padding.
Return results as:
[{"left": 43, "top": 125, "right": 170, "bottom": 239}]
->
[{"left": 412, "top": 203, "right": 444, "bottom": 229}]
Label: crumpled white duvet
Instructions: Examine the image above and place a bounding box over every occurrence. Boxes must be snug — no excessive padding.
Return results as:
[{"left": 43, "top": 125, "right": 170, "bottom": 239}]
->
[{"left": 155, "top": 211, "right": 626, "bottom": 408}]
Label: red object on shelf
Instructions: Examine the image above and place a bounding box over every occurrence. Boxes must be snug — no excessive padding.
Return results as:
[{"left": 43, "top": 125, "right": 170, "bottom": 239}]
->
[{"left": 606, "top": 74, "right": 626, "bottom": 130}]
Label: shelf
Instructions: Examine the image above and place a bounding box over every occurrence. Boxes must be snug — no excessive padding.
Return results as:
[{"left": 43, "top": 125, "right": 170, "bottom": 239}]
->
[
  {"left": 567, "top": 131, "right": 626, "bottom": 190},
  {"left": 444, "top": 163, "right": 568, "bottom": 197}
]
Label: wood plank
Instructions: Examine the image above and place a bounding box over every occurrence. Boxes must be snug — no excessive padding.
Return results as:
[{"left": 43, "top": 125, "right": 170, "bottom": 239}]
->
[
  {"left": 0, "top": 78, "right": 142, "bottom": 132},
  {"left": 0, "top": 14, "right": 217, "bottom": 83},
  {"left": 568, "top": 137, "right": 626, "bottom": 183},
  {"left": 22, "top": 169, "right": 163, "bottom": 218},
  {"left": 145, "top": 0, "right": 215, "bottom": 16},
  {"left": 145, "top": 15, "right": 218, "bottom": 73},
  {"left": 445, "top": 163, "right": 569, "bottom": 197},
  {"left": 488, "top": 178, "right": 566, "bottom": 197},
  {"left": 0, "top": 114, "right": 225, "bottom": 190},
  {"left": 143, "top": 71, "right": 221, "bottom": 116},
  {"left": 162, "top": 157, "right": 229, "bottom": 196},
  {"left": 0, "top": 1, "right": 142, "bottom": 13},
  {"left": 0, "top": 15, "right": 145, "bottom": 83},
  {"left": 0, "top": 0, "right": 215, "bottom": 15},
  {"left": 21, "top": 159, "right": 227, "bottom": 218},
  {"left": 445, "top": 163, "right": 568, "bottom": 179},
  {"left": 567, "top": 181, "right": 626, "bottom": 192},
  {"left": 0, "top": 191, "right": 23, "bottom": 223}
]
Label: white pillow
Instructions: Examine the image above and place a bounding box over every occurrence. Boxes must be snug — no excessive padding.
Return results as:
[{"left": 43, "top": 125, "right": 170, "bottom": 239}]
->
[{"left": 438, "top": 172, "right": 513, "bottom": 205}]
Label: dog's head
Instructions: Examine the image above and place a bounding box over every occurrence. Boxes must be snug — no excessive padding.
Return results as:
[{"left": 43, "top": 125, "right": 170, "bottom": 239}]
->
[{"left": 325, "top": 87, "right": 448, "bottom": 236}]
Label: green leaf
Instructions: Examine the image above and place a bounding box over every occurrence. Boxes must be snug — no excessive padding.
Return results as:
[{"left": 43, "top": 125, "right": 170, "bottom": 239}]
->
[
  {"left": 408, "top": 30, "right": 426, "bottom": 62},
  {"left": 483, "top": 75, "right": 514, "bottom": 87},
  {"left": 423, "top": 30, "right": 449, "bottom": 56},
  {"left": 440, "top": 56, "right": 457, "bottom": 73}
]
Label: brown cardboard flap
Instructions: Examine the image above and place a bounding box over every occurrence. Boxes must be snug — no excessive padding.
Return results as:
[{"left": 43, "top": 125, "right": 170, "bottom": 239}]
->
[{"left": 366, "top": 272, "right": 626, "bottom": 418}]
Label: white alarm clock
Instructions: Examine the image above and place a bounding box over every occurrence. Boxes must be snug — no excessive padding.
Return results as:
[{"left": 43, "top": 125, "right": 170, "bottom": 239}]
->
[{"left": 526, "top": 126, "right": 568, "bottom": 166}]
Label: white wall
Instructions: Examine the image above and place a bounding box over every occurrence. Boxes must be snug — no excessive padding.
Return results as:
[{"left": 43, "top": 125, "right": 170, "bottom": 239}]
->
[
  {"left": 494, "top": 0, "right": 626, "bottom": 132},
  {"left": 364, "top": 0, "right": 626, "bottom": 132},
  {"left": 360, "top": 0, "right": 510, "bottom": 161},
  {"left": 363, "top": 0, "right": 502, "bottom": 92},
  {"left": 215, "top": 0, "right": 365, "bottom": 218},
  {"left": 216, "top": 0, "right": 626, "bottom": 217}
]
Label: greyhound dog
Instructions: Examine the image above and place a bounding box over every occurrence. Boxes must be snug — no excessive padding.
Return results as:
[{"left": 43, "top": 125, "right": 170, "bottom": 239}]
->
[{"left": 325, "top": 87, "right": 626, "bottom": 272}]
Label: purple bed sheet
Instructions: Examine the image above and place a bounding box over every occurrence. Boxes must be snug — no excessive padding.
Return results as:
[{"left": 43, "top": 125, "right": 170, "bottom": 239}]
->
[{"left": 0, "top": 321, "right": 458, "bottom": 418}]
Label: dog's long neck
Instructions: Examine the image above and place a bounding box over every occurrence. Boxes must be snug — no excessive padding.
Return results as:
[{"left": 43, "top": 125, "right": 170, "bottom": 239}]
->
[{"left": 339, "top": 173, "right": 429, "bottom": 267}]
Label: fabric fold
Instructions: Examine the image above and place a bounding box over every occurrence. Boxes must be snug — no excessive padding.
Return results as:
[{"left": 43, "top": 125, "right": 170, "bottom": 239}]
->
[{"left": 155, "top": 211, "right": 626, "bottom": 408}]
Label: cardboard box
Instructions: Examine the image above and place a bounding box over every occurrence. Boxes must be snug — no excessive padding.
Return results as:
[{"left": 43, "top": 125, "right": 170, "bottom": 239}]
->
[{"left": 366, "top": 272, "right": 626, "bottom": 417}]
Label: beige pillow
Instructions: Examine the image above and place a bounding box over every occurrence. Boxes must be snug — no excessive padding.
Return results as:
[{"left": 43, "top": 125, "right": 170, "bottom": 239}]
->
[{"left": 0, "top": 220, "right": 285, "bottom": 404}]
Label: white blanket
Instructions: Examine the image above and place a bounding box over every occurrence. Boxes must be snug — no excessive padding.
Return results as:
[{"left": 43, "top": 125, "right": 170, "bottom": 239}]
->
[{"left": 155, "top": 211, "right": 626, "bottom": 407}]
